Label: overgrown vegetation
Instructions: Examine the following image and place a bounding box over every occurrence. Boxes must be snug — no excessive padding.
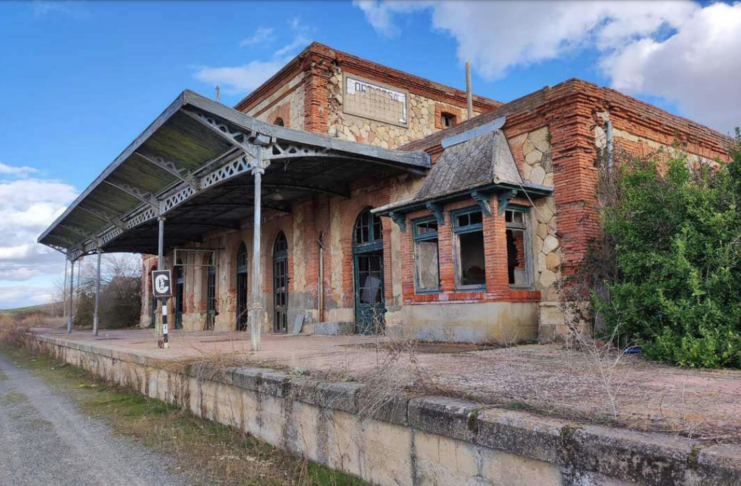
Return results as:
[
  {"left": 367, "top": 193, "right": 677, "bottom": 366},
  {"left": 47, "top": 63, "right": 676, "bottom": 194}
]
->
[
  {"left": 71, "top": 254, "right": 142, "bottom": 329},
  {"left": 593, "top": 135, "right": 741, "bottom": 368},
  {"left": 1, "top": 345, "right": 368, "bottom": 486}
]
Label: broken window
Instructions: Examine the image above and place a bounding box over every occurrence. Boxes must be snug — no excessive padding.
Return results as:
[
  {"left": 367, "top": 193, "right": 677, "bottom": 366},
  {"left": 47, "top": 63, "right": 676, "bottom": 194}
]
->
[
  {"left": 413, "top": 218, "right": 440, "bottom": 292},
  {"left": 441, "top": 112, "right": 457, "bottom": 128},
  {"left": 453, "top": 208, "right": 486, "bottom": 289},
  {"left": 505, "top": 208, "right": 531, "bottom": 287}
]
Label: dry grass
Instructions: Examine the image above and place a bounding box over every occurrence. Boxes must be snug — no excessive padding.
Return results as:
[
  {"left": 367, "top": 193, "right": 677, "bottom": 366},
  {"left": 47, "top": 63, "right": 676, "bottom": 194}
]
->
[{"left": 3, "top": 345, "right": 367, "bottom": 486}]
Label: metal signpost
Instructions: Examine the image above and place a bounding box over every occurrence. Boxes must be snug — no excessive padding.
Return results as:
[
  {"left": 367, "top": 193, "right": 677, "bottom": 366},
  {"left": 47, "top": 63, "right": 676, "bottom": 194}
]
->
[{"left": 152, "top": 269, "right": 172, "bottom": 349}]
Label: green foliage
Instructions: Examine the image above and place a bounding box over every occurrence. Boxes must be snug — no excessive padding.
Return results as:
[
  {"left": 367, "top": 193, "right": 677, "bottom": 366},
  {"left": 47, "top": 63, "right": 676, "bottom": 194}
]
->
[{"left": 601, "top": 144, "right": 741, "bottom": 368}]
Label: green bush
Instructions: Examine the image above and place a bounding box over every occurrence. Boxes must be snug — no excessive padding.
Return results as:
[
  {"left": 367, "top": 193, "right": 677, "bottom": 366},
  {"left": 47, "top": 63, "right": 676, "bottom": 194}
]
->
[{"left": 600, "top": 142, "right": 741, "bottom": 368}]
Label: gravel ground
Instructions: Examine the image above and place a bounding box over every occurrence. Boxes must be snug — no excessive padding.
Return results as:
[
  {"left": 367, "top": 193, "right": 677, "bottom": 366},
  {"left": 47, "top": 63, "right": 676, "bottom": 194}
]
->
[{"left": 0, "top": 352, "right": 193, "bottom": 486}]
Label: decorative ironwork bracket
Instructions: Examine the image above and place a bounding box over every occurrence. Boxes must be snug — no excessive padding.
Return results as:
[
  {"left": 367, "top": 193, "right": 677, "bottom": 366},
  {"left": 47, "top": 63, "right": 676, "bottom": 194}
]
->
[
  {"left": 426, "top": 202, "right": 445, "bottom": 226},
  {"left": 103, "top": 180, "right": 160, "bottom": 212},
  {"left": 182, "top": 109, "right": 259, "bottom": 160},
  {"left": 135, "top": 152, "right": 200, "bottom": 192},
  {"left": 390, "top": 212, "right": 407, "bottom": 233},
  {"left": 471, "top": 191, "right": 492, "bottom": 217},
  {"left": 76, "top": 205, "right": 127, "bottom": 231},
  {"left": 498, "top": 190, "right": 518, "bottom": 215},
  {"left": 58, "top": 224, "right": 102, "bottom": 247}
]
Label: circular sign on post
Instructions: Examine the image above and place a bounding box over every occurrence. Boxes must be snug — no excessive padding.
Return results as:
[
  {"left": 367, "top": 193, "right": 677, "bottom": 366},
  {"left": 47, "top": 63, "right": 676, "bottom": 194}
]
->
[{"left": 151, "top": 270, "right": 172, "bottom": 300}]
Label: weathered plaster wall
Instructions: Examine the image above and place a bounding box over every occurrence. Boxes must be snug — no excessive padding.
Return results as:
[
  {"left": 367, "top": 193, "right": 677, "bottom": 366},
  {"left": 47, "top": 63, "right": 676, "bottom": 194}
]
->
[
  {"left": 243, "top": 72, "right": 306, "bottom": 130},
  {"left": 36, "top": 335, "right": 741, "bottom": 486}
]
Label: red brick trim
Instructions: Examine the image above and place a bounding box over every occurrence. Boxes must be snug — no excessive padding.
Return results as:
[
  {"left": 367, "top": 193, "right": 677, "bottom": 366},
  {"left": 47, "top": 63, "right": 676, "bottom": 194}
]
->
[
  {"left": 267, "top": 102, "right": 291, "bottom": 128},
  {"left": 434, "top": 104, "right": 462, "bottom": 130}
]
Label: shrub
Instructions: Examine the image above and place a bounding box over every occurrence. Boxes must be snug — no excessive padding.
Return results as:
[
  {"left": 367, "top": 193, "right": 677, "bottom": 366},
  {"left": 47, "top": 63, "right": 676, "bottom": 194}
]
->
[{"left": 600, "top": 142, "right": 741, "bottom": 368}]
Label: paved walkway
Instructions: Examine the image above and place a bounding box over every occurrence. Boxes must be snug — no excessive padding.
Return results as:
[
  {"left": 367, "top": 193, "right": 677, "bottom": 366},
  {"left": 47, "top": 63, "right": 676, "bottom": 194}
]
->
[
  {"left": 0, "top": 350, "right": 191, "bottom": 486},
  {"left": 35, "top": 327, "right": 741, "bottom": 444}
]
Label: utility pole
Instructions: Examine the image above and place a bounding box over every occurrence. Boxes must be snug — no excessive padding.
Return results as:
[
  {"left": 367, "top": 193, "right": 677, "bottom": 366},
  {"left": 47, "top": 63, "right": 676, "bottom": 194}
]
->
[{"left": 466, "top": 62, "right": 473, "bottom": 119}]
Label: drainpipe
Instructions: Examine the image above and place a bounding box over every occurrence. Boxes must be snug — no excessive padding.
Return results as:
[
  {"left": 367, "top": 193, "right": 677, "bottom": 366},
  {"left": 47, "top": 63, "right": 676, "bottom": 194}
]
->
[{"left": 317, "top": 232, "right": 325, "bottom": 323}]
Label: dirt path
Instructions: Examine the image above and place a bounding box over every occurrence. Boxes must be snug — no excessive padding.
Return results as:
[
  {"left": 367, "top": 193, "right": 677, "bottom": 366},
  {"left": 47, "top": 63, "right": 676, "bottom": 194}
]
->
[{"left": 0, "top": 351, "right": 192, "bottom": 486}]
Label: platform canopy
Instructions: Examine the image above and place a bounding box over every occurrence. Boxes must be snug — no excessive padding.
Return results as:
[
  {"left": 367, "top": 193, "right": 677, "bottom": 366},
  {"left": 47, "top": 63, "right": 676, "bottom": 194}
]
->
[{"left": 38, "top": 90, "right": 431, "bottom": 260}]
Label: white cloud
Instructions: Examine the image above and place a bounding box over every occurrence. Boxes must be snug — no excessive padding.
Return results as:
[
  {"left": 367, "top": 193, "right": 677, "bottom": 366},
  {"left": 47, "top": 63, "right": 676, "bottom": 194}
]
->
[
  {"left": 0, "top": 284, "right": 56, "bottom": 309},
  {"left": 240, "top": 27, "right": 276, "bottom": 47},
  {"left": 195, "top": 59, "right": 289, "bottom": 95},
  {"left": 355, "top": 1, "right": 741, "bottom": 133},
  {"left": 32, "top": 1, "right": 91, "bottom": 20},
  {"left": 353, "top": 1, "right": 429, "bottom": 37},
  {"left": 0, "top": 162, "right": 37, "bottom": 178},
  {"left": 602, "top": 2, "right": 741, "bottom": 133},
  {"left": 194, "top": 18, "right": 312, "bottom": 96},
  {"left": 0, "top": 162, "right": 77, "bottom": 303}
]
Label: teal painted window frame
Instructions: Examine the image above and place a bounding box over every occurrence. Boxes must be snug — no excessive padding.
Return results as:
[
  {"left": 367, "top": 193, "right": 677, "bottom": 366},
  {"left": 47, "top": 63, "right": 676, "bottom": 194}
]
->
[
  {"left": 505, "top": 205, "right": 534, "bottom": 290},
  {"left": 452, "top": 206, "right": 486, "bottom": 291},
  {"left": 412, "top": 217, "right": 441, "bottom": 293}
]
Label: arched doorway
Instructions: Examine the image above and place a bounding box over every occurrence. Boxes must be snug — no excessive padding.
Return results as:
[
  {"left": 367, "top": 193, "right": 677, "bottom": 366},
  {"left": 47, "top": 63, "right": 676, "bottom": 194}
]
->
[
  {"left": 175, "top": 259, "right": 184, "bottom": 329},
  {"left": 236, "top": 243, "right": 248, "bottom": 331},
  {"left": 206, "top": 254, "right": 216, "bottom": 331},
  {"left": 148, "top": 267, "right": 156, "bottom": 328},
  {"left": 273, "top": 232, "right": 289, "bottom": 333},
  {"left": 353, "top": 209, "right": 385, "bottom": 334}
]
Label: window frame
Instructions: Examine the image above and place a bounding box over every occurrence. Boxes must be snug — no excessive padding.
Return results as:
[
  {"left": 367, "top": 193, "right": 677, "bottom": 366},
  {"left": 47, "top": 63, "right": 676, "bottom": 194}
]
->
[
  {"left": 452, "top": 206, "right": 486, "bottom": 291},
  {"left": 505, "top": 205, "right": 534, "bottom": 290},
  {"left": 441, "top": 112, "right": 457, "bottom": 128},
  {"left": 412, "top": 216, "right": 441, "bottom": 294}
]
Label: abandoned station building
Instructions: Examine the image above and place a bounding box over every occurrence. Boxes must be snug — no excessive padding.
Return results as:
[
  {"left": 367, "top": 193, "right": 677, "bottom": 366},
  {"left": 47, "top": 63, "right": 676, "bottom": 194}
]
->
[{"left": 39, "top": 43, "right": 734, "bottom": 343}]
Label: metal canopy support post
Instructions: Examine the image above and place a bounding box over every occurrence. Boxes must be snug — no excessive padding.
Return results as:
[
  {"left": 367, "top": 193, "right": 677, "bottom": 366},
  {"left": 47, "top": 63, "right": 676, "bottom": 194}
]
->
[
  {"left": 67, "top": 259, "right": 75, "bottom": 333},
  {"left": 63, "top": 259, "right": 68, "bottom": 319},
  {"left": 93, "top": 250, "right": 102, "bottom": 336},
  {"left": 156, "top": 216, "right": 167, "bottom": 346},
  {"left": 249, "top": 146, "right": 270, "bottom": 352}
]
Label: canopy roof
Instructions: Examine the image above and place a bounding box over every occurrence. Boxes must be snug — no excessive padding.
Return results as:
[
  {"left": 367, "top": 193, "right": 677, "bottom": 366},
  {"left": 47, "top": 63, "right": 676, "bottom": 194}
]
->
[
  {"left": 38, "top": 90, "right": 430, "bottom": 260},
  {"left": 374, "top": 120, "right": 552, "bottom": 221}
]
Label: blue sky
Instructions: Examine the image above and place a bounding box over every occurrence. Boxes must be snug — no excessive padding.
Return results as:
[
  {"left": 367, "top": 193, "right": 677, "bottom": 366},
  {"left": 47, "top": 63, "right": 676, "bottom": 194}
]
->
[{"left": 0, "top": 0, "right": 739, "bottom": 308}]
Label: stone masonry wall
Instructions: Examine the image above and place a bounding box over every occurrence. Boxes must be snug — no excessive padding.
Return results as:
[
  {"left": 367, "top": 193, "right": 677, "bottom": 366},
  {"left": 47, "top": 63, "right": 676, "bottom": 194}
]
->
[
  {"left": 326, "top": 68, "right": 483, "bottom": 149},
  {"left": 36, "top": 335, "right": 741, "bottom": 486}
]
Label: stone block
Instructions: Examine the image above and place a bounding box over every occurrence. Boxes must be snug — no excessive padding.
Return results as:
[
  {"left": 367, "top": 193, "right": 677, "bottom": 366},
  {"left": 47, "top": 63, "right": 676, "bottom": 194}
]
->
[
  {"left": 259, "top": 370, "right": 291, "bottom": 397},
  {"left": 287, "top": 401, "right": 321, "bottom": 461},
  {"left": 561, "top": 425, "right": 698, "bottom": 485},
  {"left": 542, "top": 235, "right": 560, "bottom": 254},
  {"left": 258, "top": 395, "right": 286, "bottom": 447},
  {"left": 358, "top": 392, "right": 410, "bottom": 426},
  {"left": 361, "top": 421, "right": 413, "bottom": 486},
  {"left": 529, "top": 127, "right": 551, "bottom": 153},
  {"left": 408, "top": 396, "right": 482, "bottom": 442},
  {"left": 327, "top": 410, "right": 363, "bottom": 476},
  {"left": 481, "top": 448, "right": 562, "bottom": 486},
  {"left": 695, "top": 444, "right": 741, "bottom": 485},
  {"left": 414, "top": 431, "right": 480, "bottom": 486},
  {"left": 228, "top": 367, "right": 262, "bottom": 391},
  {"left": 475, "top": 409, "right": 566, "bottom": 465}
]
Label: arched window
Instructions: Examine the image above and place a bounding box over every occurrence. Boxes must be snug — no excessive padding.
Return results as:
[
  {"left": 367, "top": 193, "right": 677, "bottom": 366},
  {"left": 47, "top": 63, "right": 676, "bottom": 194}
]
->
[
  {"left": 274, "top": 232, "right": 288, "bottom": 256},
  {"left": 236, "top": 242, "right": 249, "bottom": 331},
  {"left": 237, "top": 243, "right": 248, "bottom": 274},
  {"left": 273, "top": 117, "right": 285, "bottom": 127},
  {"left": 354, "top": 208, "right": 383, "bottom": 249}
]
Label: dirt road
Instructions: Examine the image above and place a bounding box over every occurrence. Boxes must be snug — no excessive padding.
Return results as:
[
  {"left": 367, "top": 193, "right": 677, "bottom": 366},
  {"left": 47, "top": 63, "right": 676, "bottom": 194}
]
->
[{"left": 0, "top": 351, "right": 191, "bottom": 486}]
